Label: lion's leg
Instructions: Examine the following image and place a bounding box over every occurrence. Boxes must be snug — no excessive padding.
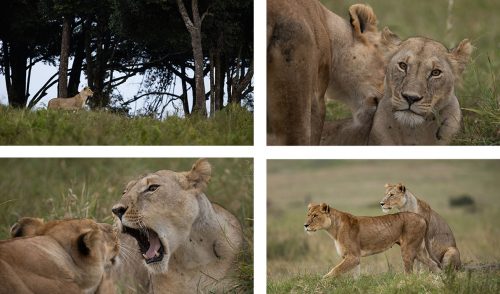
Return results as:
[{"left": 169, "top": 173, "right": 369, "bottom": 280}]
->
[
  {"left": 323, "top": 255, "right": 360, "bottom": 278},
  {"left": 267, "top": 22, "right": 318, "bottom": 145},
  {"left": 442, "top": 247, "right": 461, "bottom": 270},
  {"left": 415, "top": 243, "right": 441, "bottom": 273}
]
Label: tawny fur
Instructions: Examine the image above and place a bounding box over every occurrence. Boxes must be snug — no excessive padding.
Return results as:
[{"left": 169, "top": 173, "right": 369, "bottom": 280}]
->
[
  {"left": 47, "top": 87, "right": 94, "bottom": 110},
  {"left": 304, "top": 203, "right": 441, "bottom": 278},
  {"left": 369, "top": 37, "right": 472, "bottom": 145},
  {"left": 1, "top": 219, "right": 118, "bottom": 294},
  {"left": 9, "top": 217, "right": 145, "bottom": 294},
  {"left": 381, "top": 183, "right": 461, "bottom": 269},
  {"left": 267, "top": 0, "right": 393, "bottom": 145},
  {"left": 112, "top": 159, "right": 243, "bottom": 293}
]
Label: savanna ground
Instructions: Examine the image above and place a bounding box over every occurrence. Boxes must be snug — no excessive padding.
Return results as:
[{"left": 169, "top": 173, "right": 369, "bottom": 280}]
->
[
  {"left": 267, "top": 160, "right": 500, "bottom": 293},
  {"left": 323, "top": 0, "right": 500, "bottom": 145},
  {"left": 0, "top": 158, "right": 253, "bottom": 293},
  {"left": 0, "top": 104, "right": 253, "bottom": 145}
]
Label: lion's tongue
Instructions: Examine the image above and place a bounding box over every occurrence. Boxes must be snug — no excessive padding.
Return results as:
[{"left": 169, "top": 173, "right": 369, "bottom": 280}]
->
[{"left": 145, "top": 230, "right": 161, "bottom": 259}]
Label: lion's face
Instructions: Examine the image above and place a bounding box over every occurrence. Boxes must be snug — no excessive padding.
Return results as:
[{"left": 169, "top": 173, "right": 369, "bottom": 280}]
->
[
  {"left": 82, "top": 86, "right": 94, "bottom": 97},
  {"left": 112, "top": 159, "right": 211, "bottom": 274},
  {"left": 385, "top": 37, "right": 472, "bottom": 127},
  {"left": 304, "top": 203, "right": 332, "bottom": 233},
  {"left": 380, "top": 183, "right": 407, "bottom": 213}
]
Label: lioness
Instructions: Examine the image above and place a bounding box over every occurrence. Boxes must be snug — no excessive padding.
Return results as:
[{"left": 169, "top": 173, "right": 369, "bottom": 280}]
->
[
  {"left": 112, "top": 159, "right": 243, "bottom": 293},
  {"left": 380, "top": 183, "right": 461, "bottom": 269},
  {"left": 268, "top": 0, "right": 394, "bottom": 145},
  {"left": 9, "top": 217, "right": 150, "bottom": 294},
  {"left": 369, "top": 37, "right": 472, "bottom": 145},
  {"left": 304, "top": 203, "right": 441, "bottom": 278},
  {"left": 0, "top": 218, "right": 119, "bottom": 294},
  {"left": 48, "top": 86, "right": 94, "bottom": 110}
]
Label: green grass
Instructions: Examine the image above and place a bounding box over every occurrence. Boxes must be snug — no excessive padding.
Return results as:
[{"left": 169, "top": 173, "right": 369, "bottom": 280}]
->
[
  {"left": 269, "top": 271, "right": 500, "bottom": 294},
  {"left": 323, "top": 0, "right": 500, "bottom": 145},
  {"left": 267, "top": 160, "right": 500, "bottom": 293},
  {"left": 0, "top": 158, "right": 253, "bottom": 293},
  {"left": 0, "top": 104, "right": 253, "bottom": 145}
]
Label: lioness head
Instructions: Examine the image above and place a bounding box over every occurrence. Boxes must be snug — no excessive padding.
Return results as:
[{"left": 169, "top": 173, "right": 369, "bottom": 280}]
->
[
  {"left": 383, "top": 36, "right": 472, "bottom": 127},
  {"left": 112, "top": 159, "right": 211, "bottom": 274},
  {"left": 82, "top": 86, "right": 94, "bottom": 97},
  {"left": 304, "top": 203, "right": 332, "bottom": 233},
  {"left": 380, "top": 183, "right": 407, "bottom": 213},
  {"left": 10, "top": 218, "right": 119, "bottom": 272}
]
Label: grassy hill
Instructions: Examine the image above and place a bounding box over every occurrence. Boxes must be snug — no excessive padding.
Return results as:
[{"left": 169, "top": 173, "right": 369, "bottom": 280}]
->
[
  {"left": 323, "top": 0, "right": 500, "bottom": 145},
  {"left": 0, "top": 158, "right": 253, "bottom": 292},
  {"left": 0, "top": 104, "right": 253, "bottom": 145},
  {"left": 267, "top": 160, "right": 500, "bottom": 293}
]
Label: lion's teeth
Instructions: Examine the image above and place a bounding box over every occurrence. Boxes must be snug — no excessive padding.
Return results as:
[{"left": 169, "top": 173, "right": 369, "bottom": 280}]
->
[
  {"left": 155, "top": 251, "right": 160, "bottom": 257},
  {"left": 142, "top": 254, "right": 148, "bottom": 259}
]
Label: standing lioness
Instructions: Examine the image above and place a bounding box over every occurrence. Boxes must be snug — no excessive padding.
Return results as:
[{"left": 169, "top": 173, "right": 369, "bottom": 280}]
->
[
  {"left": 304, "top": 203, "right": 440, "bottom": 278},
  {"left": 380, "top": 183, "right": 461, "bottom": 269},
  {"left": 48, "top": 86, "right": 94, "bottom": 110},
  {"left": 268, "top": 0, "right": 395, "bottom": 145}
]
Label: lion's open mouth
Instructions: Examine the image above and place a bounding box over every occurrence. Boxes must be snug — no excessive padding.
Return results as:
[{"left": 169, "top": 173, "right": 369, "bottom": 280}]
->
[{"left": 122, "top": 226, "right": 165, "bottom": 264}]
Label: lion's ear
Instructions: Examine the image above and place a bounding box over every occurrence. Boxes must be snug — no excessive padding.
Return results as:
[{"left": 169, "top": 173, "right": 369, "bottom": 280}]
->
[
  {"left": 77, "top": 230, "right": 100, "bottom": 256},
  {"left": 320, "top": 203, "right": 330, "bottom": 214},
  {"left": 381, "top": 27, "right": 401, "bottom": 47},
  {"left": 10, "top": 217, "right": 45, "bottom": 238},
  {"left": 307, "top": 203, "right": 313, "bottom": 210},
  {"left": 397, "top": 183, "right": 406, "bottom": 193},
  {"left": 449, "top": 39, "right": 473, "bottom": 75},
  {"left": 384, "top": 183, "right": 390, "bottom": 188},
  {"left": 349, "top": 4, "right": 378, "bottom": 40},
  {"left": 186, "top": 158, "right": 211, "bottom": 190}
]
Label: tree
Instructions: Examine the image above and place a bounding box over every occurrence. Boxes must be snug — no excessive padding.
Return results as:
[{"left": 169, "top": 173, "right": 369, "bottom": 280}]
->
[{"left": 175, "top": 0, "right": 208, "bottom": 116}]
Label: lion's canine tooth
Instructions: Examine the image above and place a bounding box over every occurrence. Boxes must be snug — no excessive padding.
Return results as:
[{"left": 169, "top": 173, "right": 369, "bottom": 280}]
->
[
  {"left": 155, "top": 251, "right": 160, "bottom": 257},
  {"left": 142, "top": 253, "right": 148, "bottom": 259}
]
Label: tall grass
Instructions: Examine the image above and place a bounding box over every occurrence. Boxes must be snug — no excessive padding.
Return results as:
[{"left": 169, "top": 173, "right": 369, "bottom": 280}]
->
[
  {"left": 0, "top": 158, "right": 253, "bottom": 293},
  {"left": 0, "top": 104, "right": 253, "bottom": 145},
  {"left": 323, "top": 0, "right": 500, "bottom": 145}
]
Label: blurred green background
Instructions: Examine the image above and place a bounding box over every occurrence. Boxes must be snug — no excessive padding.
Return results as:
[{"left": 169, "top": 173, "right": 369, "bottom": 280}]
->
[
  {"left": 322, "top": 0, "right": 500, "bottom": 145},
  {"left": 267, "top": 160, "right": 500, "bottom": 292},
  {"left": 0, "top": 158, "right": 253, "bottom": 291}
]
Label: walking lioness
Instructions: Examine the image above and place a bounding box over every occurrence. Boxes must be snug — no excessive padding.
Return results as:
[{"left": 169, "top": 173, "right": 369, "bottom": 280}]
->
[
  {"left": 304, "top": 203, "right": 441, "bottom": 278},
  {"left": 380, "top": 183, "right": 461, "bottom": 269}
]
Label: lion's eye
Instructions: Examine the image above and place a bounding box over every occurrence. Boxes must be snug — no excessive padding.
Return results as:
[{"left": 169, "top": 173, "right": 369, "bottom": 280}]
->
[
  {"left": 147, "top": 184, "right": 160, "bottom": 192},
  {"left": 398, "top": 62, "right": 407, "bottom": 71},
  {"left": 390, "top": 193, "right": 394, "bottom": 197},
  {"left": 430, "top": 69, "right": 442, "bottom": 77}
]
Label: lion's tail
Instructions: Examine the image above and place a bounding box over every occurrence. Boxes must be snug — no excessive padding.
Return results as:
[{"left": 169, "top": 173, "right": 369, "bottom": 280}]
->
[{"left": 424, "top": 219, "right": 442, "bottom": 269}]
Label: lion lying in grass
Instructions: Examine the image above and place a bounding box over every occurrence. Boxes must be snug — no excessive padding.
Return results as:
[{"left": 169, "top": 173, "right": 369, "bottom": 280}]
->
[
  {"left": 1, "top": 218, "right": 118, "bottom": 294},
  {"left": 304, "top": 203, "right": 441, "bottom": 278},
  {"left": 47, "top": 86, "right": 93, "bottom": 110},
  {"left": 10, "top": 217, "right": 151, "bottom": 294},
  {"left": 112, "top": 159, "right": 243, "bottom": 293}
]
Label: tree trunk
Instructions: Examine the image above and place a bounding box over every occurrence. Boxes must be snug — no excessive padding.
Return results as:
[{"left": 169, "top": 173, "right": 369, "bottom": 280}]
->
[
  {"left": 84, "top": 20, "right": 94, "bottom": 90},
  {"left": 176, "top": 0, "right": 207, "bottom": 116},
  {"left": 68, "top": 32, "right": 85, "bottom": 96},
  {"left": 8, "top": 42, "right": 28, "bottom": 108},
  {"left": 209, "top": 49, "right": 215, "bottom": 116},
  {"left": 58, "top": 16, "right": 71, "bottom": 98}
]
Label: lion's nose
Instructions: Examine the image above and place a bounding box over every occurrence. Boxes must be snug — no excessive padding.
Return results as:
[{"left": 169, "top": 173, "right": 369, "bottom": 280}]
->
[
  {"left": 402, "top": 92, "right": 423, "bottom": 105},
  {"left": 112, "top": 205, "right": 128, "bottom": 220},
  {"left": 304, "top": 224, "right": 309, "bottom": 228},
  {"left": 380, "top": 202, "right": 385, "bottom": 206}
]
